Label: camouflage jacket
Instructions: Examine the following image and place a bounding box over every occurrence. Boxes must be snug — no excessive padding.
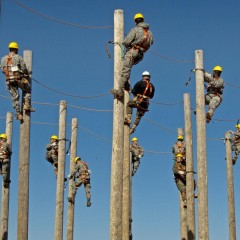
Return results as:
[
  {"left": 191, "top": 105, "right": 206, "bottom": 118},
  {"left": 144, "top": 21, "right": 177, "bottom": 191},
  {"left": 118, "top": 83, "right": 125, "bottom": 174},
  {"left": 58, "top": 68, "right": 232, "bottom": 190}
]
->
[
  {"left": 231, "top": 130, "right": 240, "bottom": 145},
  {"left": 46, "top": 142, "right": 58, "bottom": 154},
  {"left": 130, "top": 142, "right": 144, "bottom": 158},
  {"left": 70, "top": 160, "right": 90, "bottom": 178},
  {"left": 123, "top": 22, "right": 154, "bottom": 52},
  {"left": 172, "top": 141, "right": 186, "bottom": 156},
  {"left": 0, "top": 141, "right": 12, "bottom": 159},
  {"left": 204, "top": 72, "right": 224, "bottom": 95}
]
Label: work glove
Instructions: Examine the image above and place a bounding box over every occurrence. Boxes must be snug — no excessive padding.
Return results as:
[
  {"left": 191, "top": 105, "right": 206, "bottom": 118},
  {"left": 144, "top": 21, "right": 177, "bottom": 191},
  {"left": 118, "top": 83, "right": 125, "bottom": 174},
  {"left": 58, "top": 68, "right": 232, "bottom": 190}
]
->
[
  {"left": 88, "top": 169, "right": 91, "bottom": 174},
  {"left": 178, "top": 170, "right": 186, "bottom": 175},
  {"left": 229, "top": 130, "right": 234, "bottom": 134},
  {"left": 68, "top": 174, "right": 72, "bottom": 179}
]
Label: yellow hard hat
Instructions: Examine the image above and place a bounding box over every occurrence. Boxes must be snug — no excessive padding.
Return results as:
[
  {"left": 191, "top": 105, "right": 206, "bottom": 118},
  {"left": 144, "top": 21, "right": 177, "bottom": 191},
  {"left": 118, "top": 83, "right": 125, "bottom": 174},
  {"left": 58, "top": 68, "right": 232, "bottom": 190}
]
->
[
  {"left": 134, "top": 13, "right": 144, "bottom": 21},
  {"left": 132, "top": 137, "right": 138, "bottom": 142},
  {"left": 235, "top": 124, "right": 240, "bottom": 128},
  {"left": 177, "top": 135, "right": 184, "bottom": 140},
  {"left": 0, "top": 133, "right": 7, "bottom": 139},
  {"left": 8, "top": 42, "right": 19, "bottom": 49},
  {"left": 75, "top": 156, "right": 81, "bottom": 163},
  {"left": 212, "top": 65, "right": 223, "bottom": 72},
  {"left": 176, "top": 153, "right": 183, "bottom": 157},
  {"left": 50, "top": 135, "right": 58, "bottom": 140}
]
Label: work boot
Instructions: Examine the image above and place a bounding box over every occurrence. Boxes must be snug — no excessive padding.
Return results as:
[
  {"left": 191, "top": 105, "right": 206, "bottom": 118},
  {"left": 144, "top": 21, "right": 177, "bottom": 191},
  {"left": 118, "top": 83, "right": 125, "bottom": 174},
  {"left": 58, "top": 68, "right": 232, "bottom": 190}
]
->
[
  {"left": 3, "top": 179, "right": 11, "bottom": 188},
  {"left": 23, "top": 103, "right": 35, "bottom": 112},
  {"left": 124, "top": 114, "right": 132, "bottom": 125},
  {"left": 206, "top": 112, "right": 212, "bottom": 123},
  {"left": 183, "top": 200, "right": 187, "bottom": 208},
  {"left": 194, "top": 194, "right": 198, "bottom": 198},
  {"left": 68, "top": 196, "right": 74, "bottom": 203},
  {"left": 130, "top": 124, "right": 137, "bottom": 134},
  {"left": 16, "top": 112, "right": 23, "bottom": 121},
  {"left": 194, "top": 110, "right": 197, "bottom": 115},
  {"left": 111, "top": 88, "right": 124, "bottom": 100},
  {"left": 87, "top": 198, "right": 91, "bottom": 207},
  {"left": 232, "top": 158, "right": 237, "bottom": 165}
]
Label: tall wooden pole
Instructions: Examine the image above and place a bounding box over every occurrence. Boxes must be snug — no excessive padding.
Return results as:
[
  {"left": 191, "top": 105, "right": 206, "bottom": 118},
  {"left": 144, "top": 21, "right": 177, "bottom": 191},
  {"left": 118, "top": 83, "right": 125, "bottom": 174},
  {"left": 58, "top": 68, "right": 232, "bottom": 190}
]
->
[
  {"left": 177, "top": 128, "right": 187, "bottom": 240},
  {"left": 54, "top": 100, "right": 67, "bottom": 240},
  {"left": 122, "top": 91, "right": 130, "bottom": 240},
  {"left": 17, "top": 50, "right": 32, "bottom": 240},
  {"left": 184, "top": 93, "right": 196, "bottom": 239},
  {"left": 225, "top": 131, "right": 236, "bottom": 240},
  {"left": 180, "top": 192, "right": 187, "bottom": 240},
  {"left": 195, "top": 50, "right": 209, "bottom": 239},
  {"left": 110, "top": 9, "right": 124, "bottom": 240},
  {"left": 67, "top": 118, "right": 78, "bottom": 240},
  {"left": 0, "top": 112, "right": 13, "bottom": 240}
]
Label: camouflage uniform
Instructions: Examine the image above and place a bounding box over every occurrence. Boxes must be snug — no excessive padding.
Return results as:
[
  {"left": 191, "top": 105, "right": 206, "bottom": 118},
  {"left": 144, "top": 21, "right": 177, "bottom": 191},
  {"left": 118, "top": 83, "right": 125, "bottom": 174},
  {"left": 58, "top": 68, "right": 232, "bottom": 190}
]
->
[
  {"left": 172, "top": 141, "right": 187, "bottom": 203},
  {"left": 68, "top": 160, "right": 91, "bottom": 207},
  {"left": 231, "top": 129, "right": 240, "bottom": 165},
  {"left": 45, "top": 141, "right": 58, "bottom": 176},
  {"left": 204, "top": 72, "right": 224, "bottom": 121},
  {"left": 112, "top": 22, "right": 154, "bottom": 97},
  {"left": 1, "top": 52, "right": 33, "bottom": 116},
  {"left": 130, "top": 141, "right": 144, "bottom": 176},
  {"left": 0, "top": 139, "right": 12, "bottom": 187},
  {"left": 125, "top": 77, "right": 155, "bottom": 134}
]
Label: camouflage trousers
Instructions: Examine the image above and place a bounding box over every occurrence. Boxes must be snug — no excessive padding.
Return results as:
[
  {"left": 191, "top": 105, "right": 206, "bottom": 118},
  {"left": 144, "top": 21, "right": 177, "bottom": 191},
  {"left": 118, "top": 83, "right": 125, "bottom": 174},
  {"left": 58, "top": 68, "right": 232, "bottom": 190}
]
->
[
  {"left": 175, "top": 177, "right": 186, "bottom": 201},
  {"left": 205, "top": 93, "right": 222, "bottom": 117},
  {"left": 7, "top": 79, "right": 31, "bottom": 112},
  {"left": 71, "top": 178, "right": 91, "bottom": 200},
  {"left": 119, "top": 48, "right": 144, "bottom": 89},
  {"left": 45, "top": 152, "right": 58, "bottom": 175},
  {"left": 232, "top": 144, "right": 240, "bottom": 162},
  {"left": 132, "top": 156, "right": 140, "bottom": 176},
  {"left": 0, "top": 158, "right": 10, "bottom": 182},
  {"left": 126, "top": 96, "right": 149, "bottom": 127}
]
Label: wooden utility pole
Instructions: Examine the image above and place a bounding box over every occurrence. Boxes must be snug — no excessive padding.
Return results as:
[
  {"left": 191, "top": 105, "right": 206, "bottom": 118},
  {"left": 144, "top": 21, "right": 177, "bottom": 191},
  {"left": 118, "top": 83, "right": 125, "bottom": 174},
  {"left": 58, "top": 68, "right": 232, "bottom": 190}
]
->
[
  {"left": 110, "top": 9, "right": 124, "bottom": 240},
  {"left": 177, "top": 128, "right": 187, "bottom": 240},
  {"left": 0, "top": 112, "right": 13, "bottom": 240},
  {"left": 180, "top": 192, "right": 187, "bottom": 240},
  {"left": 17, "top": 50, "right": 32, "bottom": 240},
  {"left": 184, "top": 93, "right": 196, "bottom": 239},
  {"left": 195, "top": 50, "right": 209, "bottom": 239},
  {"left": 54, "top": 100, "right": 67, "bottom": 240},
  {"left": 122, "top": 91, "right": 130, "bottom": 240},
  {"left": 67, "top": 118, "right": 78, "bottom": 240},
  {"left": 225, "top": 131, "right": 236, "bottom": 240}
]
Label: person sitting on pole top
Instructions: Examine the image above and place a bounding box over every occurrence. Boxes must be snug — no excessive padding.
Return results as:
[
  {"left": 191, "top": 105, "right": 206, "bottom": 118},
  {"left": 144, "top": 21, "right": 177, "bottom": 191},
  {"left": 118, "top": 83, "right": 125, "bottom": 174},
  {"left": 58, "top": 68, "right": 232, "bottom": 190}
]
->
[
  {"left": 204, "top": 65, "right": 224, "bottom": 123},
  {"left": 0, "top": 42, "right": 35, "bottom": 121},
  {"left": 68, "top": 156, "right": 92, "bottom": 207},
  {"left": 45, "top": 135, "right": 59, "bottom": 177},
  {"left": 229, "top": 123, "right": 240, "bottom": 165},
  {"left": 130, "top": 137, "right": 144, "bottom": 176},
  {"left": 125, "top": 71, "right": 155, "bottom": 134},
  {"left": 0, "top": 133, "right": 12, "bottom": 188},
  {"left": 111, "top": 13, "right": 154, "bottom": 100}
]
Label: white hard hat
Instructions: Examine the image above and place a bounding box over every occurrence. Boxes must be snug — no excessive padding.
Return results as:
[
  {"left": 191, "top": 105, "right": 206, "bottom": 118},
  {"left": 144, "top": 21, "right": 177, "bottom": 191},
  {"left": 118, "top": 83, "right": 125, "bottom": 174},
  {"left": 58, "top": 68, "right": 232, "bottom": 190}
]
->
[{"left": 142, "top": 71, "right": 150, "bottom": 77}]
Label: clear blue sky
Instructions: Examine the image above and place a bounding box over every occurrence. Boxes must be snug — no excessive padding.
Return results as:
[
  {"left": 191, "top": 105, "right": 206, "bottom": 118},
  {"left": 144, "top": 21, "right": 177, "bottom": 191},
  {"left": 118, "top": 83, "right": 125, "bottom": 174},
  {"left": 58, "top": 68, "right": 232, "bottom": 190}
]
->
[{"left": 1, "top": 0, "right": 240, "bottom": 239}]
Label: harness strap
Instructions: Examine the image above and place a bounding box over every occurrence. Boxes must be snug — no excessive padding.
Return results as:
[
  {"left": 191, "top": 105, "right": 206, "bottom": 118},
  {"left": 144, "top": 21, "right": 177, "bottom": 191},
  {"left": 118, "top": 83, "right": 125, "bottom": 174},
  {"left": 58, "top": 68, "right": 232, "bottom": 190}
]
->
[{"left": 143, "top": 81, "right": 152, "bottom": 97}]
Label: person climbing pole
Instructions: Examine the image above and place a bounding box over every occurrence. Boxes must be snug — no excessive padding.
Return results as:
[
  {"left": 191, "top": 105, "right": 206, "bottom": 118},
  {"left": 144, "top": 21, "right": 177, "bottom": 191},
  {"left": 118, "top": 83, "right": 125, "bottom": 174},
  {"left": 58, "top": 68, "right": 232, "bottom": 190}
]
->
[
  {"left": 229, "top": 123, "right": 240, "bottom": 165},
  {"left": 130, "top": 137, "right": 144, "bottom": 176},
  {"left": 45, "top": 135, "right": 59, "bottom": 177},
  {"left": 172, "top": 135, "right": 197, "bottom": 207},
  {"left": 203, "top": 65, "right": 224, "bottom": 123},
  {"left": 111, "top": 13, "right": 154, "bottom": 99},
  {"left": 68, "top": 156, "right": 92, "bottom": 207},
  {"left": 124, "top": 71, "right": 155, "bottom": 134},
  {"left": 0, "top": 42, "right": 35, "bottom": 121},
  {"left": 0, "top": 133, "right": 12, "bottom": 188}
]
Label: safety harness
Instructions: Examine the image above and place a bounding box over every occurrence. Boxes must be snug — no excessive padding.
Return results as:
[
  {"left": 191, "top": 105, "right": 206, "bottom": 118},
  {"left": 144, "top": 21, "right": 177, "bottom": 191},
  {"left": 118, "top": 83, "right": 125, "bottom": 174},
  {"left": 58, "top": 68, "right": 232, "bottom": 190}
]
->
[
  {"left": 136, "top": 80, "right": 153, "bottom": 112},
  {"left": 79, "top": 161, "right": 90, "bottom": 183},
  {"left": 132, "top": 27, "right": 151, "bottom": 52},
  {"left": 5, "top": 54, "right": 21, "bottom": 81}
]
